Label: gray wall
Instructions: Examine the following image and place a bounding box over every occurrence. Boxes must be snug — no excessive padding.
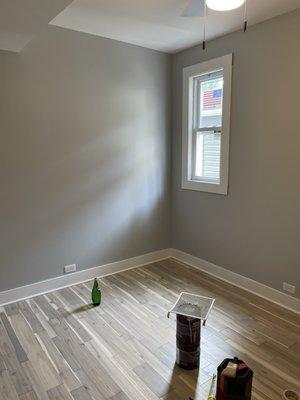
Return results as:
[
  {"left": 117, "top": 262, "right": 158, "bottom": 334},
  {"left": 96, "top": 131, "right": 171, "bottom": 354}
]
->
[
  {"left": 1, "top": 10, "right": 299, "bottom": 296},
  {"left": 171, "top": 10, "right": 300, "bottom": 296},
  {"left": 0, "top": 26, "right": 171, "bottom": 291}
]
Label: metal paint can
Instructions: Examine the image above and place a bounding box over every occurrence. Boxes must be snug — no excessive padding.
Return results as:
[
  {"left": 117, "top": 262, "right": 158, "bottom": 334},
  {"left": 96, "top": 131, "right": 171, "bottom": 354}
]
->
[{"left": 176, "top": 314, "right": 201, "bottom": 370}]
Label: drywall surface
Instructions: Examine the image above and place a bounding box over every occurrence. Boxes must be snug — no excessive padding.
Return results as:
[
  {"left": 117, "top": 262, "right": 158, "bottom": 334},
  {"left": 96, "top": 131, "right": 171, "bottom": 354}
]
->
[
  {"left": 0, "top": 27, "right": 171, "bottom": 291},
  {"left": 171, "top": 10, "right": 300, "bottom": 296}
]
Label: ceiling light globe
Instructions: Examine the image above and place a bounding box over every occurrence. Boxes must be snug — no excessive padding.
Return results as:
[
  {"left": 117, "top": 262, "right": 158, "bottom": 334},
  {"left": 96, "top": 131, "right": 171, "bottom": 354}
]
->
[{"left": 206, "top": 0, "right": 245, "bottom": 11}]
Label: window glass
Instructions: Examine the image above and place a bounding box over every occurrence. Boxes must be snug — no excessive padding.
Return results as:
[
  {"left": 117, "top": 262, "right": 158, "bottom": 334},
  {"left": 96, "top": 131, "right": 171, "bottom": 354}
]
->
[
  {"left": 199, "top": 76, "right": 223, "bottom": 129},
  {"left": 195, "top": 131, "right": 221, "bottom": 182},
  {"left": 193, "top": 74, "right": 223, "bottom": 182}
]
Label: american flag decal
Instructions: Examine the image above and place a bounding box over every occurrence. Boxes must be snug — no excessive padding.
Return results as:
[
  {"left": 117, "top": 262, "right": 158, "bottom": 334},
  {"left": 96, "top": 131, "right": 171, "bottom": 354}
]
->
[{"left": 203, "top": 88, "right": 222, "bottom": 110}]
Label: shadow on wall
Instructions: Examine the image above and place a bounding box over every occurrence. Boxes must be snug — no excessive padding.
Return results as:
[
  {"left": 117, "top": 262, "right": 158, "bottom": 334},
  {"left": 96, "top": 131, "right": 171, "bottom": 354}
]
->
[{"left": 0, "top": 67, "right": 169, "bottom": 291}]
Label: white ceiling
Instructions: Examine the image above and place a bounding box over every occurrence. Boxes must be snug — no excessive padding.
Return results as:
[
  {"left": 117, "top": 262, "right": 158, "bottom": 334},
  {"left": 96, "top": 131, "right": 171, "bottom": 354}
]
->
[
  {"left": 50, "top": 0, "right": 300, "bottom": 53},
  {"left": 0, "top": 0, "right": 73, "bottom": 52},
  {"left": 1, "top": 0, "right": 299, "bottom": 53}
]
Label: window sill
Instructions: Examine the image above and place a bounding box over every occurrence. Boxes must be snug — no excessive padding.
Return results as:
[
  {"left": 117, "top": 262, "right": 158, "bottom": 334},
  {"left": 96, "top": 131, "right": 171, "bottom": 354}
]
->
[{"left": 181, "top": 179, "right": 228, "bottom": 195}]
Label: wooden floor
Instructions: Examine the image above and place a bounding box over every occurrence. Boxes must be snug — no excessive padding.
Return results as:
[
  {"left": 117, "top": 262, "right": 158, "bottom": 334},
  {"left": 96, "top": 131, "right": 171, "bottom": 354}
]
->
[{"left": 0, "top": 259, "right": 299, "bottom": 400}]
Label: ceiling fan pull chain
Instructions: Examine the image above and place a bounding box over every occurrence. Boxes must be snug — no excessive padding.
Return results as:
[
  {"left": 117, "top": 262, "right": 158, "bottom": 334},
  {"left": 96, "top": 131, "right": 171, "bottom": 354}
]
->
[
  {"left": 243, "top": 0, "right": 248, "bottom": 32},
  {"left": 203, "top": 1, "right": 207, "bottom": 50}
]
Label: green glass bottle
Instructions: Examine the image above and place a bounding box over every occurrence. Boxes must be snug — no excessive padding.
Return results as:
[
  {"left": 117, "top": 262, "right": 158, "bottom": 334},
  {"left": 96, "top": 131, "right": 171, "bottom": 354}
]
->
[{"left": 91, "top": 278, "right": 101, "bottom": 306}]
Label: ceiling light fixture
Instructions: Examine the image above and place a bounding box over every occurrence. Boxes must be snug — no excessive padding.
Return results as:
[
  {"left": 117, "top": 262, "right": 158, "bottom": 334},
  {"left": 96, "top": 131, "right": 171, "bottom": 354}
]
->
[
  {"left": 206, "top": 0, "right": 245, "bottom": 11},
  {"left": 182, "top": 0, "right": 248, "bottom": 50}
]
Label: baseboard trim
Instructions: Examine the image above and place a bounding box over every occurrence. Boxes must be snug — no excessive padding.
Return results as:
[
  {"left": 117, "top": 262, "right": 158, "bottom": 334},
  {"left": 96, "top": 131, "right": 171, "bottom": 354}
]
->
[
  {"left": 0, "top": 249, "right": 172, "bottom": 306},
  {"left": 170, "top": 248, "right": 300, "bottom": 315},
  {"left": 1, "top": 247, "right": 299, "bottom": 314}
]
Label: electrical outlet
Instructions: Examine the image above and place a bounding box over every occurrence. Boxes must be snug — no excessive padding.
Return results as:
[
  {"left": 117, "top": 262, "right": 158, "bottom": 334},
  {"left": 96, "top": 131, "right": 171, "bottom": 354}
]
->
[
  {"left": 64, "top": 264, "right": 77, "bottom": 274},
  {"left": 283, "top": 282, "right": 296, "bottom": 294}
]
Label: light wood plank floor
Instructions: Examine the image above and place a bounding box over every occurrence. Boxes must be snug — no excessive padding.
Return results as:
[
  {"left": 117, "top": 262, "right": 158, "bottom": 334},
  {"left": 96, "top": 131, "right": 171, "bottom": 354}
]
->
[{"left": 0, "top": 258, "right": 299, "bottom": 400}]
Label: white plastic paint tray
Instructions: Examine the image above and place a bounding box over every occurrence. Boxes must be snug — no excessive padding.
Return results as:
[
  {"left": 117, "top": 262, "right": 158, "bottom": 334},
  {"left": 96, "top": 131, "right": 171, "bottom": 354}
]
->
[{"left": 167, "top": 292, "right": 215, "bottom": 324}]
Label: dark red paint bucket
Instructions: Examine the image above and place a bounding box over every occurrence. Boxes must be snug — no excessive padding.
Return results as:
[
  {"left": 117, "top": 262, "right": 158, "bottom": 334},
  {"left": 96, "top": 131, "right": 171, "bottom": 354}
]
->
[{"left": 216, "top": 358, "right": 253, "bottom": 400}]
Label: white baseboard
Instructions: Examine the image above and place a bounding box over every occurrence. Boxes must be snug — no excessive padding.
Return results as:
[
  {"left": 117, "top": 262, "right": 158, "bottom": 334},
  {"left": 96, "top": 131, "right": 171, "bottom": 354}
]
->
[
  {"left": 0, "top": 249, "right": 171, "bottom": 306},
  {"left": 170, "top": 248, "right": 300, "bottom": 315},
  {"left": 1, "top": 247, "right": 299, "bottom": 315}
]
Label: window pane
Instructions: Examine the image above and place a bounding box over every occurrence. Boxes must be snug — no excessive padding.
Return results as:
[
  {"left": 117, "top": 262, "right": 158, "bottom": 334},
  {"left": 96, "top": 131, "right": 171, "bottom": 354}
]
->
[
  {"left": 199, "top": 76, "right": 223, "bottom": 129},
  {"left": 195, "top": 132, "right": 221, "bottom": 182},
  {"left": 193, "top": 73, "right": 223, "bottom": 183}
]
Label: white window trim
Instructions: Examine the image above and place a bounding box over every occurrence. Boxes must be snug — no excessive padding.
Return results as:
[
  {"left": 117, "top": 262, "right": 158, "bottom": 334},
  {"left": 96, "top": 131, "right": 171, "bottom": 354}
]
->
[{"left": 181, "top": 54, "right": 232, "bottom": 195}]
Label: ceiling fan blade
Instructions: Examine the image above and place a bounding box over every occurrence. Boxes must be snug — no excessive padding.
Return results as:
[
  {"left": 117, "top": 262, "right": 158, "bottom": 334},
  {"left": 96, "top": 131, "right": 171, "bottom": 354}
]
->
[{"left": 181, "top": 0, "right": 205, "bottom": 17}]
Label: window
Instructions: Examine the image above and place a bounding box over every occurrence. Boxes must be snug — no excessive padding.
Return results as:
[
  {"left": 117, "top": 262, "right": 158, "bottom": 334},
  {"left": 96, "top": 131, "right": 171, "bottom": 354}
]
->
[{"left": 182, "top": 54, "right": 232, "bottom": 194}]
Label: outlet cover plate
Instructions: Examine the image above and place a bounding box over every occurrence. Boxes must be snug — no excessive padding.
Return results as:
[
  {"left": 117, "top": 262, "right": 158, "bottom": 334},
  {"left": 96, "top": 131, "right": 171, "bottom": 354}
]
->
[
  {"left": 283, "top": 282, "right": 296, "bottom": 294},
  {"left": 64, "top": 264, "right": 77, "bottom": 274}
]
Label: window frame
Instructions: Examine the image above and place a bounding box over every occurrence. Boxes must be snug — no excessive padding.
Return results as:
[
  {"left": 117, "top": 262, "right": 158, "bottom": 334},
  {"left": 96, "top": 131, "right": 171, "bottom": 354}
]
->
[{"left": 181, "top": 54, "right": 232, "bottom": 195}]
